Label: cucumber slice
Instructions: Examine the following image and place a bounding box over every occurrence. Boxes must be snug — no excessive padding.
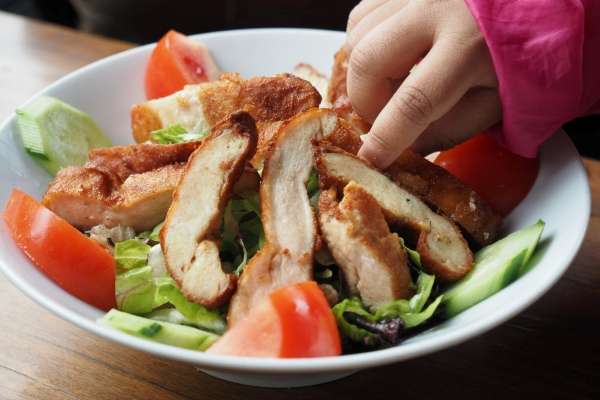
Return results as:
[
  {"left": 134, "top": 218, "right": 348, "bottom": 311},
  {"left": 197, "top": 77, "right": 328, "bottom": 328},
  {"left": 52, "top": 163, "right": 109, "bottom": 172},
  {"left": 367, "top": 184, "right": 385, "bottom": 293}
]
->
[
  {"left": 16, "top": 96, "right": 111, "bottom": 175},
  {"left": 443, "top": 220, "right": 545, "bottom": 318},
  {"left": 99, "top": 309, "right": 218, "bottom": 351}
]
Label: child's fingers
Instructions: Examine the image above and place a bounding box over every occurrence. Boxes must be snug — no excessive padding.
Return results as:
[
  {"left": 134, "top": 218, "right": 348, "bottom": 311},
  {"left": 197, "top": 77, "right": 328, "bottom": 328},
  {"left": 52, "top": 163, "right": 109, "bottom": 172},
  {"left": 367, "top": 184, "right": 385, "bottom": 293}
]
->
[
  {"left": 347, "top": 0, "right": 391, "bottom": 32},
  {"left": 347, "top": 9, "right": 432, "bottom": 123},
  {"left": 411, "top": 88, "right": 502, "bottom": 155},
  {"left": 357, "top": 42, "right": 473, "bottom": 168},
  {"left": 346, "top": 0, "right": 409, "bottom": 51}
]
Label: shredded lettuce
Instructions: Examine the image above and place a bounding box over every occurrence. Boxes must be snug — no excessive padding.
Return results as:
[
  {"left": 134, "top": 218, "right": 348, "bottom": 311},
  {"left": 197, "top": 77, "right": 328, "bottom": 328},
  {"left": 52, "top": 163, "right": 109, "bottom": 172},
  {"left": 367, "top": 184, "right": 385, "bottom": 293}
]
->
[
  {"left": 154, "top": 279, "right": 226, "bottom": 334},
  {"left": 116, "top": 266, "right": 156, "bottom": 314},
  {"left": 114, "top": 239, "right": 151, "bottom": 270},
  {"left": 150, "top": 124, "right": 208, "bottom": 144},
  {"left": 114, "top": 240, "right": 226, "bottom": 334},
  {"left": 306, "top": 168, "right": 320, "bottom": 207},
  {"left": 220, "top": 191, "right": 264, "bottom": 275},
  {"left": 333, "top": 270, "right": 443, "bottom": 347},
  {"left": 147, "top": 244, "right": 167, "bottom": 278}
]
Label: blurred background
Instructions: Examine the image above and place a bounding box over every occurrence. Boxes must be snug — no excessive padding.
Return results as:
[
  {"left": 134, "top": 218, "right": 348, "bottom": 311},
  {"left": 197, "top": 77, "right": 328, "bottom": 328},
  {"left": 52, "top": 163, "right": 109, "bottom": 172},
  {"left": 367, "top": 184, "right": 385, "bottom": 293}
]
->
[{"left": 0, "top": 0, "right": 597, "bottom": 158}]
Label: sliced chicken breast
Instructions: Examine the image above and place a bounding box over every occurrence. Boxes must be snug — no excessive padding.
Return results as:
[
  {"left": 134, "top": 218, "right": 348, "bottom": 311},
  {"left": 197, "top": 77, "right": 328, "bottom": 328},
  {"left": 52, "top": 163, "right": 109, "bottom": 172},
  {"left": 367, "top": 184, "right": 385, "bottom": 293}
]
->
[
  {"left": 315, "top": 145, "right": 473, "bottom": 281},
  {"left": 387, "top": 150, "right": 502, "bottom": 246},
  {"left": 227, "top": 109, "right": 343, "bottom": 325},
  {"left": 319, "top": 183, "right": 412, "bottom": 308},
  {"left": 43, "top": 141, "right": 200, "bottom": 231},
  {"left": 160, "top": 112, "right": 258, "bottom": 308}
]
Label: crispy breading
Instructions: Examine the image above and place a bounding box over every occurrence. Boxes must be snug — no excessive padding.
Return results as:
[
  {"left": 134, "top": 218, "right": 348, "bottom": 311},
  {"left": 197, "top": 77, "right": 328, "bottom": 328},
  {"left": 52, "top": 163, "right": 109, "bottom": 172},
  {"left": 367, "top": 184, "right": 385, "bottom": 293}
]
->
[
  {"left": 387, "top": 150, "right": 502, "bottom": 246},
  {"left": 86, "top": 141, "right": 199, "bottom": 183},
  {"left": 43, "top": 141, "right": 200, "bottom": 231},
  {"left": 327, "top": 48, "right": 349, "bottom": 107},
  {"left": 319, "top": 184, "right": 412, "bottom": 308},
  {"left": 315, "top": 145, "right": 473, "bottom": 281},
  {"left": 160, "top": 112, "right": 257, "bottom": 308},
  {"left": 130, "top": 73, "right": 321, "bottom": 169},
  {"left": 292, "top": 63, "right": 330, "bottom": 107}
]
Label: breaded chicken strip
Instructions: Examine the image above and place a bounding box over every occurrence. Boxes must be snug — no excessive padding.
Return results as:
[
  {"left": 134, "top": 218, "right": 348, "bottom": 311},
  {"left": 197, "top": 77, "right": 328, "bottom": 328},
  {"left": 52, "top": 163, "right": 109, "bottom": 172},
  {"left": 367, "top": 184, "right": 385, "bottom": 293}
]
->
[
  {"left": 319, "top": 183, "right": 412, "bottom": 308},
  {"left": 292, "top": 63, "right": 330, "bottom": 107},
  {"left": 315, "top": 145, "right": 473, "bottom": 281},
  {"left": 131, "top": 73, "right": 321, "bottom": 167},
  {"left": 161, "top": 112, "right": 257, "bottom": 308},
  {"left": 43, "top": 141, "right": 200, "bottom": 231},
  {"left": 228, "top": 109, "right": 347, "bottom": 325},
  {"left": 387, "top": 150, "right": 502, "bottom": 247}
]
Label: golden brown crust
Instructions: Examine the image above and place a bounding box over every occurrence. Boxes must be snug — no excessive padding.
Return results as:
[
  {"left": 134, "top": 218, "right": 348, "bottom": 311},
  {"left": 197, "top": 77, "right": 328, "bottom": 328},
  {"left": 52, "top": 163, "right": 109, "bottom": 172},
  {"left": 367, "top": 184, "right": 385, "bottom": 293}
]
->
[
  {"left": 240, "top": 73, "right": 322, "bottom": 123},
  {"left": 87, "top": 141, "right": 200, "bottom": 183},
  {"left": 160, "top": 111, "right": 258, "bottom": 308},
  {"left": 131, "top": 104, "right": 163, "bottom": 143},
  {"left": 197, "top": 73, "right": 243, "bottom": 127},
  {"left": 43, "top": 142, "right": 200, "bottom": 231},
  {"left": 327, "top": 48, "right": 349, "bottom": 106},
  {"left": 386, "top": 150, "right": 502, "bottom": 247},
  {"left": 314, "top": 144, "right": 473, "bottom": 282},
  {"left": 324, "top": 116, "right": 363, "bottom": 155},
  {"left": 130, "top": 73, "right": 321, "bottom": 147}
]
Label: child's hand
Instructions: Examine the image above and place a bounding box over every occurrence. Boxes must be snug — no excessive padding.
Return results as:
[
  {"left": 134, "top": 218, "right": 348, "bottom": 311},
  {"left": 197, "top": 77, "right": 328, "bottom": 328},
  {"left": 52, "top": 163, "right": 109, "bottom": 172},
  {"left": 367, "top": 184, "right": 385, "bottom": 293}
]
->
[{"left": 346, "top": 0, "right": 500, "bottom": 168}]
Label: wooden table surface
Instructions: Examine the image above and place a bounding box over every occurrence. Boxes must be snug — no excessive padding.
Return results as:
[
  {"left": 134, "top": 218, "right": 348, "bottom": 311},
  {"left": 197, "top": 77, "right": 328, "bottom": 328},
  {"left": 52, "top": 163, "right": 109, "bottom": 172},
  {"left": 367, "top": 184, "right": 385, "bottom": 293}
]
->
[{"left": 0, "top": 10, "right": 598, "bottom": 400}]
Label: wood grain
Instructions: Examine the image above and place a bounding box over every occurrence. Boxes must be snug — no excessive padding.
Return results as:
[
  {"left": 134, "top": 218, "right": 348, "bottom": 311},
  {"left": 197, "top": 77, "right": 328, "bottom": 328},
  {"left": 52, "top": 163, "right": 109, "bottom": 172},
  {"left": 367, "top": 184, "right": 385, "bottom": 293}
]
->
[{"left": 0, "top": 10, "right": 599, "bottom": 399}]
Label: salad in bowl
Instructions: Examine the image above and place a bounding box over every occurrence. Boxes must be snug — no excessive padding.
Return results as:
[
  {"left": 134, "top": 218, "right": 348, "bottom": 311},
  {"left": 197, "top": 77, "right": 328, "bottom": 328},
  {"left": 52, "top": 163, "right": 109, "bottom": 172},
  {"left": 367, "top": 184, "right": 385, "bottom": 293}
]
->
[{"left": 4, "top": 30, "right": 547, "bottom": 360}]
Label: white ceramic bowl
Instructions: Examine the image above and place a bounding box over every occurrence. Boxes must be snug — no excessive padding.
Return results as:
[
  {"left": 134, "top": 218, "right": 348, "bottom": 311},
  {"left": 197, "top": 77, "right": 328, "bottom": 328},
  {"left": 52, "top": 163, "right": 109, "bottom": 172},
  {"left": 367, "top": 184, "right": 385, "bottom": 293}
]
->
[{"left": 0, "top": 29, "right": 591, "bottom": 388}]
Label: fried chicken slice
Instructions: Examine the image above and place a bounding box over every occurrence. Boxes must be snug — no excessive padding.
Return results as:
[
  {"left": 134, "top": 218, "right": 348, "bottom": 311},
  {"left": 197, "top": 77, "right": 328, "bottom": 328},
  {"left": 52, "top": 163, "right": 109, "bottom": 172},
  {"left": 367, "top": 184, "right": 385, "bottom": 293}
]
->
[
  {"left": 160, "top": 112, "right": 257, "bottom": 308},
  {"left": 315, "top": 145, "right": 473, "bottom": 281},
  {"left": 292, "top": 63, "right": 330, "bottom": 107},
  {"left": 131, "top": 73, "right": 321, "bottom": 167},
  {"left": 227, "top": 109, "right": 344, "bottom": 325},
  {"left": 43, "top": 141, "right": 200, "bottom": 231},
  {"left": 387, "top": 150, "right": 502, "bottom": 246},
  {"left": 319, "top": 183, "right": 412, "bottom": 308}
]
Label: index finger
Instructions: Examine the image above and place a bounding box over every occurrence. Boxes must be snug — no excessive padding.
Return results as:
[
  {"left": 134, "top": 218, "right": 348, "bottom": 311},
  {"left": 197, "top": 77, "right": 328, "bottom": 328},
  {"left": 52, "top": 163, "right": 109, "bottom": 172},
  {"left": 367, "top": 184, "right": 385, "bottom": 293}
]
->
[{"left": 358, "top": 42, "right": 474, "bottom": 168}]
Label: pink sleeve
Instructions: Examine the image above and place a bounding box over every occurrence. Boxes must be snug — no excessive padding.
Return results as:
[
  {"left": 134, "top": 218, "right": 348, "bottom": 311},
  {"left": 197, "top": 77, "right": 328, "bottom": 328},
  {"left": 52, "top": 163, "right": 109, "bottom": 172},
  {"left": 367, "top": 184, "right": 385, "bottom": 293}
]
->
[{"left": 464, "top": 0, "right": 600, "bottom": 157}]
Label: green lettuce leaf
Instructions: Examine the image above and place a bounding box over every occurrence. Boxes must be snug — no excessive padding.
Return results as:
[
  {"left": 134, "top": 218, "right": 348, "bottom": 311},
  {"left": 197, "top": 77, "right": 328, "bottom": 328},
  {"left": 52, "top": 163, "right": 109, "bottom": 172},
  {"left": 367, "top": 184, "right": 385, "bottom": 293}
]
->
[
  {"left": 150, "top": 124, "right": 207, "bottom": 144},
  {"left": 154, "top": 279, "right": 226, "bottom": 334},
  {"left": 220, "top": 191, "right": 264, "bottom": 275},
  {"left": 114, "top": 239, "right": 151, "bottom": 270},
  {"left": 306, "top": 168, "right": 320, "bottom": 207},
  {"left": 332, "top": 298, "right": 375, "bottom": 343},
  {"left": 116, "top": 266, "right": 157, "bottom": 314},
  {"left": 333, "top": 270, "right": 442, "bottom": 346}
]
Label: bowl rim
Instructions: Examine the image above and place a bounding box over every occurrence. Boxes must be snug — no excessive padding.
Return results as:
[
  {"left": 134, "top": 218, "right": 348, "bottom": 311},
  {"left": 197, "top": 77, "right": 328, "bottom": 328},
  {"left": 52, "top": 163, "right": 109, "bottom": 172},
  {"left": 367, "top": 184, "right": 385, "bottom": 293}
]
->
[{"left": 0, "top": 28, "right": 591, "bottom": 374}]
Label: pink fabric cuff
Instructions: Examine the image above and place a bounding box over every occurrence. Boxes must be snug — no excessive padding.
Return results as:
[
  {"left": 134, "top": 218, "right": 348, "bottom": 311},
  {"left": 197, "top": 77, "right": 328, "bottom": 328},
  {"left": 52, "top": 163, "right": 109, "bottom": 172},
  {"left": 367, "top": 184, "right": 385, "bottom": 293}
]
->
[{"left": 464, "top": 0, "right": 600, "bottom": 157}]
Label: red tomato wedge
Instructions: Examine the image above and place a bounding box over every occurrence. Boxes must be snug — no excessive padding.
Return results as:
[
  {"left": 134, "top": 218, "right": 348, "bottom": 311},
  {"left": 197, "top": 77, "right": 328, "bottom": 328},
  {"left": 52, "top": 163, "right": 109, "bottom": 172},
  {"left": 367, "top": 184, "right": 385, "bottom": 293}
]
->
[
  {"left": 3, "top": 190, "right": 116, "bottom": 310},
  {"left": 145, "top": 30, "right": 221, "bottom": 99},
  {"left": 435, "top": 133, "right": 539, "bottom": 216},
  {"left": 209, "top": 281, "right": 341, "bottom": 358}
]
